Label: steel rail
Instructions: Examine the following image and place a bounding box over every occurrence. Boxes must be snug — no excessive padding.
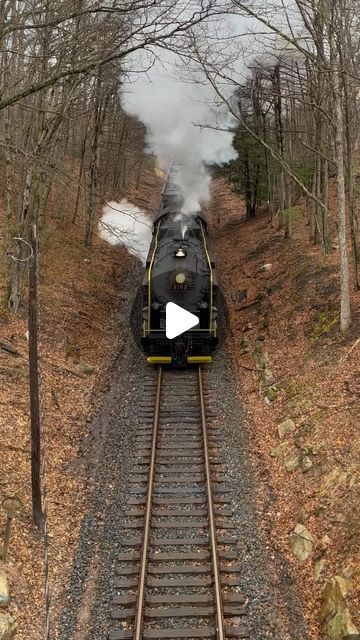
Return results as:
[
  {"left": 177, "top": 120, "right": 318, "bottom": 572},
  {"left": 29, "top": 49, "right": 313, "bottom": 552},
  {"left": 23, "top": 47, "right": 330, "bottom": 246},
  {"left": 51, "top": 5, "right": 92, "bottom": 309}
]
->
[
  {"left": 133, "top": 366, "right": 162, "bottom": 640},
  {"left": 198, "top": 366, "right": 225, "bottom": 640}
]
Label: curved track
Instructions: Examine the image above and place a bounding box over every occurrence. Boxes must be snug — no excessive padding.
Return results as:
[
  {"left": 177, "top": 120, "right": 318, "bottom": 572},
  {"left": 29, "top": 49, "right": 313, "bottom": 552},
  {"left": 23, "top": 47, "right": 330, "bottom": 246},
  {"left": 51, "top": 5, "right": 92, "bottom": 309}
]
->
[{"left": 110, "top": 367, "right": 248, "bottom": 640}]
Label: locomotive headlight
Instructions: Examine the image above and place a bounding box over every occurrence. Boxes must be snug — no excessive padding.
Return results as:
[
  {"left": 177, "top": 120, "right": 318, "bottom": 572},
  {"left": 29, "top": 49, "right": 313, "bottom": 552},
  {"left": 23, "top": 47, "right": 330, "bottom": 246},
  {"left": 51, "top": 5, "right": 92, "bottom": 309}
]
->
[
  {"left": 175, "top": 272, "right": 186, "bottom": 284},
  {"left": 175, "top": 248, "right": 186, "bottom": 257}
]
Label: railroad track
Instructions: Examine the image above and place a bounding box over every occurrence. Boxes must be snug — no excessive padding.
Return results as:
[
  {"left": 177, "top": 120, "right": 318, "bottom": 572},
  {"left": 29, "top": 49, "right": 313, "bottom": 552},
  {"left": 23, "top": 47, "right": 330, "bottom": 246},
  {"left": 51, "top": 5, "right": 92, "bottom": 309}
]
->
[{"left": 110, "top": 366, "right": 249, "bottom": 640}]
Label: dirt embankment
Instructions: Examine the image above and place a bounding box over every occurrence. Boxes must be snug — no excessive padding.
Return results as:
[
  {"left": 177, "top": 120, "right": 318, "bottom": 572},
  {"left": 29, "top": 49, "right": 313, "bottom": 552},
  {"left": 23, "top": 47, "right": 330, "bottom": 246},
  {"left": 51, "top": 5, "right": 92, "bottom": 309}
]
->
[
  {"left": 210, "top": 177, "right": 359, "bottom": 639},
  {"left": 1, "top": 167, "right": 358, "bottom": 640},
  {"left": 0, "top": 168, "right": 162, "bottom": 639}
]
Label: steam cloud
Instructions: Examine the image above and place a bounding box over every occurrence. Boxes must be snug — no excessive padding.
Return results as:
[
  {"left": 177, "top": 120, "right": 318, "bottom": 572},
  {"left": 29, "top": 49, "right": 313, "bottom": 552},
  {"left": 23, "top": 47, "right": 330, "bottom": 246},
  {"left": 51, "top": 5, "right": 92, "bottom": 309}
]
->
[
  {"left": 99, "top": 199, "right": 152, "bottom": 264},
  {"left": 122, "top": 62, "right": 237, "bottom": 213},
  {"left": 99, "top": 55, "right": 238, "bottom": 261}
]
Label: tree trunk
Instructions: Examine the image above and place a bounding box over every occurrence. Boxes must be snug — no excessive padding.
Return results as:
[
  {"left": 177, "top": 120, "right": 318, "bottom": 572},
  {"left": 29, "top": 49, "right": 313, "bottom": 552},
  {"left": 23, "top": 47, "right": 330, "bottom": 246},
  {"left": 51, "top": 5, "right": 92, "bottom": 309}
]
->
[
  {"left": 262, "top": 113, "right": 272, "bottom": 221},
  {"left": 8, "top": 167, "right": 33, "bottom": 313},
  {"left": 284, "top": 97, "right": 293, "bottom": 239},
  {"left": 321, "top": 159, "right": 331, "bottom": 253},
  {"left": 343, "top": 77, "right": 359, "bottom": 288},
  {"left": 272, "top": 64, "right": 287, "bottom": 229},
  {"left": 335, "top": 76, "right": 351, "bottom": 331},
  {"left": 4, "top": 106, "right": 13, "bottom": 301},
  {"left": 309, "top": 168, "right": 317, "bottom": 243},
  {"left": 314, "top": 154, "right": 321, "bottom": 245},
  {"left": 84, "top": 77, "right": 109, "bottom": 246}
]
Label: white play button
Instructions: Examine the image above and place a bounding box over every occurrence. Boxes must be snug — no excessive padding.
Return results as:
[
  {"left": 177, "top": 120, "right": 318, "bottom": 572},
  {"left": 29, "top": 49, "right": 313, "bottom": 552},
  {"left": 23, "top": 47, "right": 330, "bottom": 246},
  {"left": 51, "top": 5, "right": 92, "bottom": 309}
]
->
[{"left": 166, "top": 302, "right": 199, "bottom": 339}]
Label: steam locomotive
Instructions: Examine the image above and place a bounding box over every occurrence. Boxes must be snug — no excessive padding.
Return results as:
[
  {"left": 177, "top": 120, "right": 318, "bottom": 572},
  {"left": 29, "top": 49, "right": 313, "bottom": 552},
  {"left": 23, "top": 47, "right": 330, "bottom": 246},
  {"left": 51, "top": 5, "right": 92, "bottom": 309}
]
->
[{"left": 141, "top": 168, "right": 218, "bottom": 366}]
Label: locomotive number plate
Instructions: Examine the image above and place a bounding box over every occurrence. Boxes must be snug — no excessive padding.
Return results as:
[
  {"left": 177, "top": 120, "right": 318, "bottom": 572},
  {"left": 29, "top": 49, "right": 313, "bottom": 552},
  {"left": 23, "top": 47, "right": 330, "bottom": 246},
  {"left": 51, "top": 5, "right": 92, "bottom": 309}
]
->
[{"left": 173, "top": 284, "right": 188, "bottom": 291}]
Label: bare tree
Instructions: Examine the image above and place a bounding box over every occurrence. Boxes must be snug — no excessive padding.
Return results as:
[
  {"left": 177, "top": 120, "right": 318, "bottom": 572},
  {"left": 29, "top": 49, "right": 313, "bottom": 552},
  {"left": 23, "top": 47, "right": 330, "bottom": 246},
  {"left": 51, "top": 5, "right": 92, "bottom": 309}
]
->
[
  {"left": 189, "top": 0, "right": 358, "bottom": 331},
  {"left": 0, "top": 0, "right": 219, "bottom": 311}
]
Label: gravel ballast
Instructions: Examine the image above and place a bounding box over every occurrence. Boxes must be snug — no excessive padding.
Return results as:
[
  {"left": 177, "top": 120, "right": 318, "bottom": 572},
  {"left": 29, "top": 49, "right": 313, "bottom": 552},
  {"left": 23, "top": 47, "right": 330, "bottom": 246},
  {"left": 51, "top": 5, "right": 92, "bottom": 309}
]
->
[{"left": 57, "top": 266, "right": 309, "bottom": 640}]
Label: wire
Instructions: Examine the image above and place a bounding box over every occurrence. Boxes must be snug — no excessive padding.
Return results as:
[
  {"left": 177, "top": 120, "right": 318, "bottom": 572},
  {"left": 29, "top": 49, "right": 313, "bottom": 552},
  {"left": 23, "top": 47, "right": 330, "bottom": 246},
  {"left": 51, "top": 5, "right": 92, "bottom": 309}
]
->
[{"left": 10, "top": 237, "right": 34, "bottom": 263}]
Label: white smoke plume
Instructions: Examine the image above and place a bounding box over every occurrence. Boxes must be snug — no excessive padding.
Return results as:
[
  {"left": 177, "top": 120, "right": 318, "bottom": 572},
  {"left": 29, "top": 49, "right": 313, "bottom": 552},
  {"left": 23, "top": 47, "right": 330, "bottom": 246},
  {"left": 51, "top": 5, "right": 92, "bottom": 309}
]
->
[
  {"left": 99, "top": 199, "right": 152, "bottom": 264},
  {"left": 122, "top": 60, "right": 237, "bottom": 214}
]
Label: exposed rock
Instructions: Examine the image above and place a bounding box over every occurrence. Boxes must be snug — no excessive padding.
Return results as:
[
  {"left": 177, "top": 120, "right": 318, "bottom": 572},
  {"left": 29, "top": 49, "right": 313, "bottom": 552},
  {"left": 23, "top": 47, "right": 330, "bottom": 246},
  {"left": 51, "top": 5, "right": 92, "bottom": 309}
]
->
[
  {"left": 310, "top": 311, "right": 338, "bottom": 342},
  {"left": 266, "top": 386, "right": 278, "bottom": 402},
  {"left": 252, "top": 344, "right": 268, "bottom": 369},
  {"left": 261, "top": 368, "right": 273, "bottom": 384},
  {"left": 0, "top": 567, "right": 9, "bottom": 608},
  {"left": 259, "top": 263, "right": 272, "bottom": 272},
  {"left": 278, "top": 418, "right": 296, "bottom": 439},
  {"left": 296, "top": 439, "right": 325, "bottom": 456},
  {"left": 297, "top": 506, "right": 308, "bottom": 523},
  {"left": 0, "top": 615, "right": 16, "bottom": 639},
  {"left": 296, "top": 439, "right": 313, "bottom": 454},
  {"left": 289, "top": 523, "right": 314, "bottom": 561},
  {"left": 315, "top": 558, "right": 326, "bottom": 582},
  {"left": 65, "top": 343, "right": 81, "bottom": 363},
  {"left": 301, "top": 455, "right": 313, "bottom": 472},
  {"left": 78, "top": 363, "right": 95, "bottom": 375},
  {"left": 321, "top": 576, "right": 359, "bottom": 639},
  {"left": 297, "top": 442, "right": 310, "bottom": 454},
  {"left": 341, "top": 564, "right": 355, "bottom": 581},
  {"left": 240, "top": 336, "right": 250, "bottom": 349},
  {"left": 285, "top": 455, "right": 300, "bottom": 472},
  {"left": 271, "top": 441, "right": 289, "bottom": 458},
  {"left": 306, "top": 440, "right": 325, "bottom": 455}
]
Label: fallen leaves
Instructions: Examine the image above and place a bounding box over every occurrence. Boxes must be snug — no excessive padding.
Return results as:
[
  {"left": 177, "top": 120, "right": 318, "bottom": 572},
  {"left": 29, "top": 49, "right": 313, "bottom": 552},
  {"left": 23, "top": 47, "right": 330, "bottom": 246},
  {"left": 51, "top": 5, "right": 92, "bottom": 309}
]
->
[
  {"left": 209, "top": 176, "right": 360, "bottom": 639},
  {"left": 0, "top": 168, "right": 162, "bottom": 638}
]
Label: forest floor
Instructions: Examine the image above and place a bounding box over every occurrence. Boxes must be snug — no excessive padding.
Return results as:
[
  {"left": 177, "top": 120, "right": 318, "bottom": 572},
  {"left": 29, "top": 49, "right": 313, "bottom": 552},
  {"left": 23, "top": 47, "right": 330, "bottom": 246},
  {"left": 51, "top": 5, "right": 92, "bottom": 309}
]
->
[
  {"left": 208, "top": 177, "right": 360, "bottom": 639},
  {"left": 0, "top": 168, "right": 162, "bottom": 639},
  {"left": 0, "top": 167, "right": 359, "bottom": 640}
]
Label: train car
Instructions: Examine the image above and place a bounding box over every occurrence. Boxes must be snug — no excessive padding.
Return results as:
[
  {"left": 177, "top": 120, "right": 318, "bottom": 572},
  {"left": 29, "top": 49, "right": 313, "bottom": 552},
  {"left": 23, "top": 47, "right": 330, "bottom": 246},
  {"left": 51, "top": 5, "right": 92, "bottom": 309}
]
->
[{"left": 141, "top": 170, "right": 218, "bottom": 366}]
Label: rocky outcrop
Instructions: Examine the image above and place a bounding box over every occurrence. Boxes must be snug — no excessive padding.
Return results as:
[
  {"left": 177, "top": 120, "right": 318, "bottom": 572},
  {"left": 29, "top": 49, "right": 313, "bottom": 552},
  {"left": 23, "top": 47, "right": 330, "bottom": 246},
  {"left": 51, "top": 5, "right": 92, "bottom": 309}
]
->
[
  {"left": 0, "top": 568, "right": 9, "bottom": 609},
  {"left": 78, "top": 363, "right": 95, "bottom": 375},
  {"left": 300, "top": 455, "right": 313, "bottom": 472},
  {"left": 265, "top": 385, "right": 278, "bottom": 402},
  {"left": 285, "top": 455, "right": 300, "bottom": 472},
  {"left": 252, "top": 342, "right": 268, "bottom": 370},
  {"left": 0, "top": 615, "right": 16, "bottom": 640},
  {"left": 277, "top": 418, "right": 296, "bottom": 439},
  {"left": 314, "top": 558, "right": 326, "bottom": 582},
  {"left": 261, "top": 368, "right": 273, "bottom": 384},
  {"left": 271, "top": 441, "right": 289, "bottom": 457},
  {"left": 289, "top": 523, "right": 314, "bottom": 561},
  {"left": 320, "top": 576, "right": 359, "bottom": 639}
]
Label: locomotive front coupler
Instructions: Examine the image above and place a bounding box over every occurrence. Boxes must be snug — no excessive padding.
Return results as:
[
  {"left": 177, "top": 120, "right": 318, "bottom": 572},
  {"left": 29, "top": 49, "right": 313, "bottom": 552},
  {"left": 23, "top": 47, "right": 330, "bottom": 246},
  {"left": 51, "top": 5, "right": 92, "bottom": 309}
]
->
[{"left": 172, "top": 336, "right": 189, "bottom": 367}]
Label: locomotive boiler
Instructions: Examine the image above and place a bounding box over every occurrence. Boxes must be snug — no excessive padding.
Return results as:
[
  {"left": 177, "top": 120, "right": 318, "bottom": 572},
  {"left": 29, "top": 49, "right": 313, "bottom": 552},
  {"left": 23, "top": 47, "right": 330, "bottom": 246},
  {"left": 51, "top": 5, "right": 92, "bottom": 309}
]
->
[{"left": 141, "top": 169, "right": 218, "bottom": 366}]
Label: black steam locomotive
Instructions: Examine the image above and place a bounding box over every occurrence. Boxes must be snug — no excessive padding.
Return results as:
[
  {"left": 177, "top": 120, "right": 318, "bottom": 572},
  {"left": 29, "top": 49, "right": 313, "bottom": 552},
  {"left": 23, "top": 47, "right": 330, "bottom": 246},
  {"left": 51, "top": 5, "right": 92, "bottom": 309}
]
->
[{"left": 141, "top": 169, "right": 218, "bottom": 366}]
